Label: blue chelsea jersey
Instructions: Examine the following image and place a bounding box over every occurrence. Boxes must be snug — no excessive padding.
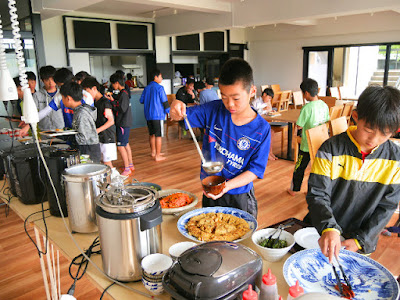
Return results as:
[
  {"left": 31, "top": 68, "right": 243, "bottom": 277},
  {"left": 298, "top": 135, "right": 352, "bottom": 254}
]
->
[{"left": 187, "top": 100, "right": 271, "bottom": 194}]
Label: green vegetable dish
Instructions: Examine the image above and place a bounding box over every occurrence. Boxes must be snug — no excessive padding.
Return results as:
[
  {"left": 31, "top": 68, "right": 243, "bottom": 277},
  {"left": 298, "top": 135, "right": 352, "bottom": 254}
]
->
[{"left": 258, "top": 237, "right": 288, "bottom": 249}]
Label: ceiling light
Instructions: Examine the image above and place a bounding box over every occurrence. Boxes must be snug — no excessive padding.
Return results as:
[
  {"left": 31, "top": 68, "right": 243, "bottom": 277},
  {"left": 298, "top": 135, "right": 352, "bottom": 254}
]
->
[
  {"left": 152, "top": 11, "right": 156, "bottom": 18},
  {"left": 334, "top": 16, "right": 338, "bottom": 21},
  {"left": 174, "top": 9, "right": 177, "bottom": 15},
  {"left": 370, "top": 12, "right": 374, "bottom": 16},
  {"left": 274, "top": 23, "right": 277, "bottom": 27}
]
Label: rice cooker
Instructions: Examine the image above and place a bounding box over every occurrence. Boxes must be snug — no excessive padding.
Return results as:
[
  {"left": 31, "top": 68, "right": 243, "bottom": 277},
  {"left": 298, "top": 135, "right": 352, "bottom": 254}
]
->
[
  {"left": 95, "top": 184, "right": 162, "bottom": 281},
  {"left": 163, "top": 241, "right": 263, "bottom": 299}
]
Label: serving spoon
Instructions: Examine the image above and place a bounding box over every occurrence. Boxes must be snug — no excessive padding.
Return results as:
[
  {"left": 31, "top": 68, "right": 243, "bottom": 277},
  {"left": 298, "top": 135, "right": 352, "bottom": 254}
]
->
[{"left": 183, "top": 115, "right": 223, "bottom": 174}]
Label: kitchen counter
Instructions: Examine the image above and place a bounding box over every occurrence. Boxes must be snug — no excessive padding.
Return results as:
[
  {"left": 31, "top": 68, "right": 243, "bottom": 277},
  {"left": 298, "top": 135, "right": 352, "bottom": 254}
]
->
[{"left": 4, "top": 184, "right": 291, "bottom": 299}]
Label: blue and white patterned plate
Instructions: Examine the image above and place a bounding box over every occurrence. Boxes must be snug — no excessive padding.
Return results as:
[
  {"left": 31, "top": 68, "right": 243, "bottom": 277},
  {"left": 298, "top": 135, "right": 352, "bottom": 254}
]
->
[
  {"left": 177, "top": 207, "right": 257, "bottom": 243},
  {"left": 283, "top": 249, "right": 399, "bottom": 300}
]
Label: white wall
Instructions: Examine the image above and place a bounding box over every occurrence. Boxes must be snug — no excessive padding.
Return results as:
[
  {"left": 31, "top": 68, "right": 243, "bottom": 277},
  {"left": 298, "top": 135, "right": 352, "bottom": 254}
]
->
[
  {"left": 247, "top": 11, "right": 400, "bottom": 92},
  {"left": 156, "top": 36, "right": 171, "bottom": 63},
  {"left": 41, "top": 16, "right": 68, "bottom": 67}
]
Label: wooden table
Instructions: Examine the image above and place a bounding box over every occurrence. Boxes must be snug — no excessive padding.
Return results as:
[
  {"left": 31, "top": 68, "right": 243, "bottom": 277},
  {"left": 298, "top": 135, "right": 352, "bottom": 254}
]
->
[
  {"left": 5, "top": 186, "right": 291, "bottom": 300},
  {"left": 264, "top": 109, "right": 301, "bottom": 161}
]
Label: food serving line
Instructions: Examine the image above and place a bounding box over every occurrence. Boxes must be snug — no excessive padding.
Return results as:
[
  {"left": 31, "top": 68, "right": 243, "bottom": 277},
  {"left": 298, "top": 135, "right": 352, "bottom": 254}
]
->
[{"left": 3, "top": 187, "right": 291, "bottom": 299}]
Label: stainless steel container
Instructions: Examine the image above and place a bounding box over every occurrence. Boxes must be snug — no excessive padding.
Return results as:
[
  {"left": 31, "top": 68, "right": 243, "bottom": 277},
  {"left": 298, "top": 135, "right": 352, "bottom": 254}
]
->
[
  {"left": 95, "top": 184, "right": 163, "bottom": 282},
  {"left": 62, "top": 163, "right": 111, "bottom": 233}
]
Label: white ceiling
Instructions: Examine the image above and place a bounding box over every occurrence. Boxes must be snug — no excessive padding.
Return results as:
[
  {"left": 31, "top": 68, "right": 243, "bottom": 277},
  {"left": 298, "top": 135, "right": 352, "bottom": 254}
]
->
[{"left": 31, "top": 0, "right": 400, "bottom": 36}]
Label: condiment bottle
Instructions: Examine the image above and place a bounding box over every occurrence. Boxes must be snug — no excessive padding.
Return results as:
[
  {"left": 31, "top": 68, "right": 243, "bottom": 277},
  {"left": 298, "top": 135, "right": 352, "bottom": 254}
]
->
[
  {"left": 260, "top": 269, "right": 278, "bottom": 300},
  {"left": 287, "top": 281, "right": 304, "bottom": 299},
  {"left": 242, "top": 284, "right": 258, "bottom": 300}
]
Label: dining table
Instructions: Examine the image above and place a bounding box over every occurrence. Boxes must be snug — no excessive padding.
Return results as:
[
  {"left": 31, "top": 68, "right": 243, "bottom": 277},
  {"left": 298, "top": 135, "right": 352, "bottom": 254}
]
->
[
  {"left": 3, "top": 182, "right": 292, "bottom": 300},
  {"left": 263, "top": 109, "right": 301, "bottom": 161}
]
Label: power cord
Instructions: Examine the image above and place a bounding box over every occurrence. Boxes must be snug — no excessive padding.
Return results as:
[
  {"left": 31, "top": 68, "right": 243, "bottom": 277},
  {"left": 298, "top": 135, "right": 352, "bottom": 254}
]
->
[
  {"left": 100, "top": 282, "right": 115, "bottom": 300},
  {"left": 66, "top": 236, "right": 101, "bottom": 295},
  {"left": 23, "top": 208, "right": 50, "bottom": 255}
]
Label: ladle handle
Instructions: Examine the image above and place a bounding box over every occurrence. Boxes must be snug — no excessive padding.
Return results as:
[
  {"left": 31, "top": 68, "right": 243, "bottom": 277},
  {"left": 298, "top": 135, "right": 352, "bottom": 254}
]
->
[{"left": 183, "top": 115, "right": 206, "bottom": 164}]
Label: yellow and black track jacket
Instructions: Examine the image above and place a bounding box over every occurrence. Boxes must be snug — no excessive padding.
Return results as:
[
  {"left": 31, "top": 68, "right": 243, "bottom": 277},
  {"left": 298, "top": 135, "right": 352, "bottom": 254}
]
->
[{"left": 305, "top": 127, "right": 400, "bottom": 253}]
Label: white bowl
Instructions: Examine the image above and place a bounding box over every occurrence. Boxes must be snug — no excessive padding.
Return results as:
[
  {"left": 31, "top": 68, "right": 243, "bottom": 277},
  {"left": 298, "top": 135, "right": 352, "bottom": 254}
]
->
[
  {"left": 252, "top": 228, "right": 295, "bottom": 262},
  {"left": 169, "top": 242, "right": 197, "bottom": 260},
  {"left": 141, "top": 253, "right": 173, "bottom": 276}
]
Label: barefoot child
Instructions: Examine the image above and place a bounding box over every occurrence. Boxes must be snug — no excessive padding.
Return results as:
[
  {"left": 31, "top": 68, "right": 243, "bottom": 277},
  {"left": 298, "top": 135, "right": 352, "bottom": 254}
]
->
[{"left": 140, "top": 69, "right": 169, "bottom": 161}]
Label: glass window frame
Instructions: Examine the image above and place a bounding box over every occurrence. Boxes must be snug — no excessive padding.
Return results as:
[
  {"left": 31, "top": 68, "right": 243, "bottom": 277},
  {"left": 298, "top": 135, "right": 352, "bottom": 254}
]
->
[{"left": 303, "top": 42, "right": 399, "bottom": 88}]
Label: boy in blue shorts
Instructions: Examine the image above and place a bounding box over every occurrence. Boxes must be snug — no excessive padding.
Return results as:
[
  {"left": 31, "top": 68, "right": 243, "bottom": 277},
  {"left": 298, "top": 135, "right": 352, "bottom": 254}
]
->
[
  {"left": 140, "top": 69, "right": 170, "bottom": 161},
  {"left": 170, "top": 58, "right": 271, "bottom": 218},
  {"left": 109, "top": 72, "right": 134, "bottom": 176}
]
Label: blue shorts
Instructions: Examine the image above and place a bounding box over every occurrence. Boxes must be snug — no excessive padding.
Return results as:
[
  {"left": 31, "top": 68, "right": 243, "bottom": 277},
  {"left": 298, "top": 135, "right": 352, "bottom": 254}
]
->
[{"left": 116, "top": 126, "right": 130, "bottom": 146}]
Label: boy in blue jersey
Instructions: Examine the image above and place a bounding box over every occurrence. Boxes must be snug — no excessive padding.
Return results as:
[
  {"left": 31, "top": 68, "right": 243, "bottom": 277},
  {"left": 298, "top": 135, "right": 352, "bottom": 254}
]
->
[
  {"left": 306, "top": 86, "right": 400, "bottom": 261},
  {"left": 140, "top": 69, "right": 170, "bottom": 161},
  {"left": 170, "top": 58, "right": 271, "bottom": 218}
]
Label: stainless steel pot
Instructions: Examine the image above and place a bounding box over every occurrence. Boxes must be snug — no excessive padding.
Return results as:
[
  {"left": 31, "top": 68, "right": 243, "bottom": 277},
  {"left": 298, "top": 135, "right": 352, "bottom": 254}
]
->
[
  {"left": 95, "top": 184, "right": 163, "bottom": 281},
  {"left": 62, "top": 163, "right": 111, "bottom": 233}
]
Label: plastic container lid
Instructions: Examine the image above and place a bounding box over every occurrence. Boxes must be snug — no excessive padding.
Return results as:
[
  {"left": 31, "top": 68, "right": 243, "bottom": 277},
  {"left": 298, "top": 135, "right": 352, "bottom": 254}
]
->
[
  {"left": 262, "top": 268, "right": 276, "bottom": 285},
  {"left": 243, "top": 284, "right": 258, "bottom": 300},
  {"left": 289, "top": 281, "right": 304, "bottom": 297}
]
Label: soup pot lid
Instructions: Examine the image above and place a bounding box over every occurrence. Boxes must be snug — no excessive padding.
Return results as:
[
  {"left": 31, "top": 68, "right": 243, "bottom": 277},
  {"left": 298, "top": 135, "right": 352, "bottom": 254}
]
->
[{"left": 96, "top": 184, "right": 157, "bottom": 214}]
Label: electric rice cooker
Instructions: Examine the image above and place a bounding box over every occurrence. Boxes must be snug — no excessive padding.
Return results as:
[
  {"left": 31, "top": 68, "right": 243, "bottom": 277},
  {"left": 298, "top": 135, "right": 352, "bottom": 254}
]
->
[{"left": 162, "top": 241, "right": 262, "bottom": 299}]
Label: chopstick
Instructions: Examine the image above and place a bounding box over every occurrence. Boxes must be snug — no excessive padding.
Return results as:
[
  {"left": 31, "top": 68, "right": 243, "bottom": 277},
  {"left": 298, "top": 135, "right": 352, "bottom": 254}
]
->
[
  {"left": 335, "top": 255, "right": 353, "bottom": 292},
  {"left": 332, "top": 264, "right": 344, "bottom": 296}
]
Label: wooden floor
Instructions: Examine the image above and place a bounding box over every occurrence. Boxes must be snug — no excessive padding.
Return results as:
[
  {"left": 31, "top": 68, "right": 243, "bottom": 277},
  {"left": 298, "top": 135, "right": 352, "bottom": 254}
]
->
[{"left": 1, "top": 126, "right": 399, "bottom": 299}]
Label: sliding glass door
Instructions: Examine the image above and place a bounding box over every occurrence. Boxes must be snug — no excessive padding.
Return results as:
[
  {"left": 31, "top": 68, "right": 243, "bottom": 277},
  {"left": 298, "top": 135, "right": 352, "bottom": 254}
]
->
[{"left": 304, "top": 42, "right": 398, "bottom": 98}]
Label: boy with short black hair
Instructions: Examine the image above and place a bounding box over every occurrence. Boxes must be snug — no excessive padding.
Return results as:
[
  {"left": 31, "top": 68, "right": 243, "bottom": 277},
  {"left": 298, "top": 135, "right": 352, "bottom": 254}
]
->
[
  {"left": 81, "top": 76, "right": 117, "bottom": 168},
  {"left": 60, "top": 82, "right": 101, "bottom": 163},
  {"left": 176, "top": 78, "right": 197, "bottom": 104},
  {"left": 170, "top": 58, "right": 271, "bottom": 218},
  {"left": 306, "top": 85, "right": 400, "bottom": 261},
  {"left": 75, "top": 71, "right": 90, "bottom": 84},
  {"left": 26, "top": 71, "right": 37, "bottom": 94},
  {"left": 109, "top": 72, "right": 134, "bottom": 176},
  {"left": 287, "top": 78, "right": 329, "bottom": 196},
  {"left": 33, "top": 65, "right": 64, "bottom": 130},
  {"left": 199, "top": 77, "right": 218, "bottom": 105},
  {"left": 140, "top": 69, "right": 169, "bottom": 161}
]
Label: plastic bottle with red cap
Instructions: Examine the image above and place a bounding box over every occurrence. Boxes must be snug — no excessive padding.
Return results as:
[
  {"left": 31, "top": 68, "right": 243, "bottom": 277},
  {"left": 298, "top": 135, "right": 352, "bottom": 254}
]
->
[
  {"left": 242, "top": 284, "right": 258, "bottom": 300},
  {"left": 287, "top": 280, "right": 304, "bottom": 299},
  {"left": 259, "top": 269, "right": 279, "bottom": 300}
]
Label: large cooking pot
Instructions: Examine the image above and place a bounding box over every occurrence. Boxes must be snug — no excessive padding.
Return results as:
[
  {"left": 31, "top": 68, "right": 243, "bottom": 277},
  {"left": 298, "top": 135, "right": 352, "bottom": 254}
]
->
[
  {"left": 62, "top": 163, "right": 111, "bottom": 233},
  {"left": 96, "top": 184, "right": 163, "bottom": 281}
]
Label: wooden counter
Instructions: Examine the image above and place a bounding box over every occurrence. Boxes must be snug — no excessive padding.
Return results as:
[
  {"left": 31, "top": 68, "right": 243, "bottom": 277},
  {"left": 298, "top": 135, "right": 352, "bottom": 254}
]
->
[{"left": 5, "top": 185, "right": 291, "bottom": 299}]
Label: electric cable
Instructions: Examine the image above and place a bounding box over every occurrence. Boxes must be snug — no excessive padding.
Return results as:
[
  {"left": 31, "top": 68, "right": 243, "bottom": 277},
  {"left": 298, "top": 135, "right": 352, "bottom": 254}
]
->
[{"left": 99, "top": 282, "right": 116, "bottom": 300}]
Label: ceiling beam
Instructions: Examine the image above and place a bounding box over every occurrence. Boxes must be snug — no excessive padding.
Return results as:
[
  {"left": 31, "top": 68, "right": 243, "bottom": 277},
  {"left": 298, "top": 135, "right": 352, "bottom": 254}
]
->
[{"left": 118, "top": 0, "right": 231, "bottom": 14}]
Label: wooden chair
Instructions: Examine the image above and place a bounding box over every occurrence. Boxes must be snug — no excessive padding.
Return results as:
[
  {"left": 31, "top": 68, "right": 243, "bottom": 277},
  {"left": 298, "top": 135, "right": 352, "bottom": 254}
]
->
[
  {"left": 271, "top": 84, "right": 281, "bottom": 94},
  {"left": 271, "top": 91, "right": 282, "bottom": 110},
  {"left": 306, "top": 122, "right": 330, "bottom": 165},
  {"left": 260, "top": 85, "right": 269, "bottom": 93},
  {"left": 330, "top": 116, "right": 348, "bottom": 136},
  {"left": 329, "top": 105, "right": 344, "bottom": 120},
  {"left": 329, "top": 87, "right": 341, "bottom": 99},
  {"left": 293, "top": 135, "right": 302, "bottom": 164},
  {"left": 292, "top": 91, "right": 304, "bottom": 109},
  {"left": 341, "top": 101, "right": 355, "bottom": 124},
  {"left": 166, "top": 94, "right": 181, "bottom": 139},
  {"left": 270, "top": 122, "right": 288, "bottom": 157},
  {"left": 277, "top": 90, "right": 291, "bottom": 112},
  {"left": 319, "top": 96, "right": 337, "bottom": 110}
]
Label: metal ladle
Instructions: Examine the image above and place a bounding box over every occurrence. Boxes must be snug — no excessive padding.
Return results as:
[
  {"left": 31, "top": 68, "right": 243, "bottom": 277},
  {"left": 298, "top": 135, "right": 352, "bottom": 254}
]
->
[{"left": 183, "top": 115, "right": 223, "bottom": 174}]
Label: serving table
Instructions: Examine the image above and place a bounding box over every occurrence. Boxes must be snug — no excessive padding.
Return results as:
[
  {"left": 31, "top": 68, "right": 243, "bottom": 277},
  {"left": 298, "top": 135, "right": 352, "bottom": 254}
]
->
[
  {"left": 264, "top": 109, "right": 301, "bottom": 161},
  {"left": 4, "top": 186, "right": 291, "bottom": 299}
]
